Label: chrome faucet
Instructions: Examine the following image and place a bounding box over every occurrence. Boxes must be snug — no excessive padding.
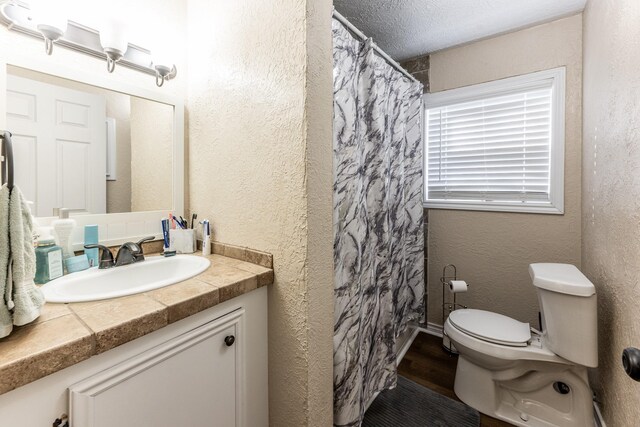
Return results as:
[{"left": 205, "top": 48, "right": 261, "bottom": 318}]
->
[{"left": 85, "top": 236, "right": 154, "bottom": 269}]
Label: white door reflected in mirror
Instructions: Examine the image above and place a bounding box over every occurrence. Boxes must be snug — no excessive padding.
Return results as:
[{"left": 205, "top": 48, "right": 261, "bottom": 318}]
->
[
  {"left": 5, "top": 66, "right": 174, "bottom": 217},
  {"left": 7, "top": 74, "right": 106, "bottom": 217}
]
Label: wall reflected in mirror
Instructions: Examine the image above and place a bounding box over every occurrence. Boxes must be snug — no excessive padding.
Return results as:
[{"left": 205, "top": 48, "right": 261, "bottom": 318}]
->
[{"left": 5, "top": 65, "right": 173, "bottom": 217}]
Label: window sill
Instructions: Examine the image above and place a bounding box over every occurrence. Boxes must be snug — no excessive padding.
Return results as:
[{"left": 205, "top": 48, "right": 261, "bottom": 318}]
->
[{"left": 423, "top": 200, "right": 564, "bottom": 215}]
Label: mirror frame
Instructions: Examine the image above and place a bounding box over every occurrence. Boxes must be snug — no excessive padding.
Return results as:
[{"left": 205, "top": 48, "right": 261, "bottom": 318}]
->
[{"left": 0, "top": 50, "right": 184, "bottom": 249}]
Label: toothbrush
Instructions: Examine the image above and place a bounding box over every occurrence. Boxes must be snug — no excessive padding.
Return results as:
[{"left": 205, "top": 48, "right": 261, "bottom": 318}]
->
[{"left": 172, "top": 215, "right": 186, "bottom": 229}]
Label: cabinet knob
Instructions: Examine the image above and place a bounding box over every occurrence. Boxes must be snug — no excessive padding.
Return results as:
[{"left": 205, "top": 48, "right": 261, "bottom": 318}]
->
[
  {"left": 622, "top": 347, "right": 640, "bottom": 381},
  {"left": 224, "top": 335, "right": 235, "bottom": 347}
]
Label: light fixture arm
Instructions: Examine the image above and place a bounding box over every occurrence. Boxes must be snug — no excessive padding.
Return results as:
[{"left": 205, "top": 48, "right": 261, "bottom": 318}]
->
[
  {"left": 106, "top": 57, "right": 116, "bottom": 73},
  {"left": 102, "top": 47, "right": 125, "bottom": 73},
  {"left": 154, "top": 64, "right": 176, "bottom": 88},
  {"left": 44, "top": 37, "right": 53, "bottom": 55},
  {"left": 36, "top": 23, "right": 66, "bottom": 56}
]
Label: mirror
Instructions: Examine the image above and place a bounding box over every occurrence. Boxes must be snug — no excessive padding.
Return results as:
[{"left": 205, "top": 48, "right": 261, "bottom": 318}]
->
[{"left": 5, "top": 65, "right": 174, "bottom": 217}]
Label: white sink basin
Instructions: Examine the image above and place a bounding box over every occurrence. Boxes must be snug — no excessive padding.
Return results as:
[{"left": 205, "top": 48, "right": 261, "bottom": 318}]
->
[{"left": 41, "top": 255, "right": 211, "bottom": 303}]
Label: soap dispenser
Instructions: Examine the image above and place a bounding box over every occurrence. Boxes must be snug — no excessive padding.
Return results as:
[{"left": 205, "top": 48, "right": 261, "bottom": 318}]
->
[
  {"left": 34, "top": 227, "right": 63, "bottom": 285},
  {"left": 52, "top": 208, "right": 77, "bottom": 259}
]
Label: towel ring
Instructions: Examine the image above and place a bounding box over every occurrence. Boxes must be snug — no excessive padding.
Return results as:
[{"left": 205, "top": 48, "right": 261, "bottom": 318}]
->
[{"left": 0, "top": 131, "right": 14, "bottom": 191}]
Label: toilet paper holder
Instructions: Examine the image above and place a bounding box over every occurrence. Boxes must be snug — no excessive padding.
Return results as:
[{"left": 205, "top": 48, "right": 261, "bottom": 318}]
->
[{"left": 441, "top": 264, "right": 468, "bottom": 354}]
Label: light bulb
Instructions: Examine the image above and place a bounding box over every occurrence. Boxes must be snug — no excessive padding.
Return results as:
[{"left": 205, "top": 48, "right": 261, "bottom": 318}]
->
[
  {"left": 153, "top": 51, "right": 172, "bottom": 70},
  {"left": 98, "top": 17, "right": 129, "bottom": 72}
]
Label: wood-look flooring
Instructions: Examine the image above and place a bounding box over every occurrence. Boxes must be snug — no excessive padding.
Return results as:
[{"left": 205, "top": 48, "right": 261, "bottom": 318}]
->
[{"left": 398, "top": 332, "right": 514, "bottom": 427}]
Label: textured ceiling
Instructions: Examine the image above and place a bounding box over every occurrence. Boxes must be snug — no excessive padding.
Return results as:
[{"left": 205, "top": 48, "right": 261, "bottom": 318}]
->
[{"left": 333, "top": 0, "right": 587, "bottom": 61}]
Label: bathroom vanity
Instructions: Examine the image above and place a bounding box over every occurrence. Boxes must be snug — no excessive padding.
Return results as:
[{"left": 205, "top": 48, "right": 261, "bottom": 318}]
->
[
  {"left": 0, "top": 249, "right": 272, "bottom": 426},
  {"left": 0, "top": 4, "right": 274, "bottom": 425}
]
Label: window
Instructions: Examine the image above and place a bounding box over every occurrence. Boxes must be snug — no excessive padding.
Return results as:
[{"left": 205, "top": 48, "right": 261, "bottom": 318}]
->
[{"left": 424, "top": 68, "right": 565, "bottom": 214}]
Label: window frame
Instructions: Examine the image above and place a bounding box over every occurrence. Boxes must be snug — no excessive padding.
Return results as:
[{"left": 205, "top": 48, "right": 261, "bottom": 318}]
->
[{"left": 423, "top": 67, "right": 566, "bottom": 215}]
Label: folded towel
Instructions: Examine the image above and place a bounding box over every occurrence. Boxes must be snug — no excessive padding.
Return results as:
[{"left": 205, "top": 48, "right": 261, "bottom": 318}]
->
[
  {"left": 0, "top": 185, "right": 12, "bottom": 338},
  {"left": 8, "top": 185, "right": 44, "bottom": 326}
]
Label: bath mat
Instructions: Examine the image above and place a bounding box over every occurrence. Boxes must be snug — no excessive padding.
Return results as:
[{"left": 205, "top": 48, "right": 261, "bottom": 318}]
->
[{"left": 363, "top": 375, "right": 480, "bottom": 427}]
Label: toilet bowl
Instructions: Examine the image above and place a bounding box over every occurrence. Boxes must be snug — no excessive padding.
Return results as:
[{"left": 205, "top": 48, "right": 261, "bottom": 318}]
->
[{"left": 444, "top": 263, "right": 597, "bottom": 427}]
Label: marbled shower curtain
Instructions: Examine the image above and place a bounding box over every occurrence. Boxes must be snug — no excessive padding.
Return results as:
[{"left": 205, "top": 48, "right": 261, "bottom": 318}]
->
[{"left": 332, "top": 18, "right": 425, "bottom": 427}]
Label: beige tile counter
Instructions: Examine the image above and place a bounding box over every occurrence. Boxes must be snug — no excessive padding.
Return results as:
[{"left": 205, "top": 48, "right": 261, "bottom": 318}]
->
[{"left": 0, "top": 248, "right": 274, "bottom": 395}]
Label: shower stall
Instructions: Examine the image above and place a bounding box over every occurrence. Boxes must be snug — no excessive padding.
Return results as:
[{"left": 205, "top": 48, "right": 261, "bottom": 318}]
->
[{"left": 332, "top": 10, "right": 425, "bottom": 427}]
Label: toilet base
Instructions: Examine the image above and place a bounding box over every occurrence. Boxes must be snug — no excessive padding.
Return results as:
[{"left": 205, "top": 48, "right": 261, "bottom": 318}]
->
[{"left": 453, "top": 356, "right": 594, "bottom": 427}]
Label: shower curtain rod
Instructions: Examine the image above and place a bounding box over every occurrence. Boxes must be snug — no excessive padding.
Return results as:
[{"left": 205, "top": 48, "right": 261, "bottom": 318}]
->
[{"left": 332, "top": 9, "right": 420, "bottom": 85}]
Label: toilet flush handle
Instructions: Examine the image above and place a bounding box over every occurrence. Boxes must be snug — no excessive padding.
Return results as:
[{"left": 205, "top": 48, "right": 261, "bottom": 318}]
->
[{"left": 622, "top": 347, "right": 640, "bottom": 381}]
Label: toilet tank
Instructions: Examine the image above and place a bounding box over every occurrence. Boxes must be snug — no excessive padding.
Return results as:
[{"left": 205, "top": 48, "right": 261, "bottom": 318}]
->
[{"left": 529, "top": 263, "right": 597, "bottom": 368}]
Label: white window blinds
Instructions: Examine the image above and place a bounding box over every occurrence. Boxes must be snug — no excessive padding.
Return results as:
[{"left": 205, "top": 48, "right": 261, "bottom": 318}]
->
[
  {"left": 427, "top": 84, "right": 553, "bottom": 204},
  {"left": 424, "top": 67, "right": 568, "bottom": 215}
]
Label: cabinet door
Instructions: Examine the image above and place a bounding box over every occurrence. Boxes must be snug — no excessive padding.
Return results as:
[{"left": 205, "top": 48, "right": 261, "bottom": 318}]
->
[{"left": 69, "top": 309, "right": 244, "bottom": 427}]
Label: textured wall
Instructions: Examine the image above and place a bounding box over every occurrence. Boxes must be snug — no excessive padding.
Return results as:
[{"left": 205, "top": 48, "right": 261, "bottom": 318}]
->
[
  {"left": 428, "top": 15, "right": 583, "bottom": 327},
  {"left": 400, "top": 54, "right": 430, "bottom": 92},
  {"left": 105, "top": 95, "right": 132, "bottom": 213},
  {"left": 305, "top": 1, "right": 335, "bottom": 424},
  {"left": 582, "top": 1, "right": 640, "bottom": 424},
  {"left": 130, "top": 97, "right": 173, "bottom": 212},
  {"left": 186, "top": 0, "right": 333, "bottom": 425}
]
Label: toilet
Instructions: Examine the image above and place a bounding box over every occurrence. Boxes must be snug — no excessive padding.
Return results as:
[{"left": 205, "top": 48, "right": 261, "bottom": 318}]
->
[{"left": 444, "top": 263, "right": 597, "bottom": 427}]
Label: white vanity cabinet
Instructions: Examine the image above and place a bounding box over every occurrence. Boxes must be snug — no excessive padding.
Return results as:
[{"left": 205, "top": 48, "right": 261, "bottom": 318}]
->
[
  {"left": 70, "top": 309, "right": 243, "bottom": 427},
  {"left": 0, "top": 287, "right": 268, "bottom": 427}
]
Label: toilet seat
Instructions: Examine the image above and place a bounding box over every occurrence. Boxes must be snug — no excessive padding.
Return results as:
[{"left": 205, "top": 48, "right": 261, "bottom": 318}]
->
[{"left": 448, "top": 309, "right": 531, "bottom": 347}]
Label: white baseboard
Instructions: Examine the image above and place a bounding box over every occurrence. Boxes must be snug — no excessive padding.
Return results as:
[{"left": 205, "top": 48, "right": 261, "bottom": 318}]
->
[
  {"left": 395, "top": 322, "right": 444, "bottom": 366},
  {"left": 593, "top": 401, "right": 606, "bottom": 427},
  {"left": 414, "top": 322, "right": 443, "bottom": 338},
  {"left": 364, "top": 389, "right": 380, "bottom": 412},
  {"left": 396, "top": 327, "right": 420, "bottom": 365}
]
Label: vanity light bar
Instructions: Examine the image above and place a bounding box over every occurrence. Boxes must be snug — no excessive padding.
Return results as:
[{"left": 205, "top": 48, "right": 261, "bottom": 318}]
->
[{"left": 0, "top": 1, "right": 177, "bottom": 86}]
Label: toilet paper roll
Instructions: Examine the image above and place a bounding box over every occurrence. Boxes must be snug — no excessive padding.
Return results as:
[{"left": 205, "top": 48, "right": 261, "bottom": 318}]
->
[{"left": 449, "top": 280, "right": 468, "bottom": 293}]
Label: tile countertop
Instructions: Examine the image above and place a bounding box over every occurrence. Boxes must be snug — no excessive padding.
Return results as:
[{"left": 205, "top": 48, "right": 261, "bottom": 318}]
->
[{"left": 0, "top": 247, "right": 274, "bottom": 395}]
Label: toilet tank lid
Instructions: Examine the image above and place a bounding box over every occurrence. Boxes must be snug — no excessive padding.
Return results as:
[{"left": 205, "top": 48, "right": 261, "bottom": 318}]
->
[{"left": 529, "top": 263, "right": 595, "bottom": 297}]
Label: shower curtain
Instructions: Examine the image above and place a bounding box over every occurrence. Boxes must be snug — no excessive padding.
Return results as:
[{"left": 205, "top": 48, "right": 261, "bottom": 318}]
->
[{"left": 332, "top": 18, "right": 425, "bottom": 427}]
